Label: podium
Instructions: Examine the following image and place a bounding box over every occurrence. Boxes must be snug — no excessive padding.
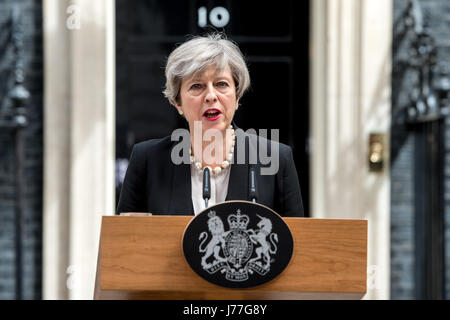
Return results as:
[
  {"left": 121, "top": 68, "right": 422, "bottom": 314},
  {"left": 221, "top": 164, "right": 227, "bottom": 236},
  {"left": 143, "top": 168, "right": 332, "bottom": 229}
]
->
[{"left": 94, "top": 216, "right": 367, "bottom": 300}]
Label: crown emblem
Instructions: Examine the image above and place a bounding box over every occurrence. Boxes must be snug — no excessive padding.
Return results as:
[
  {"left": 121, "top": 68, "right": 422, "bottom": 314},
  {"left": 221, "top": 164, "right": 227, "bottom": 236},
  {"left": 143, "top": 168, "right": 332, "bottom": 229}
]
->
[{"left": 227, "top": 209, "right": 249, "bottom": 230}]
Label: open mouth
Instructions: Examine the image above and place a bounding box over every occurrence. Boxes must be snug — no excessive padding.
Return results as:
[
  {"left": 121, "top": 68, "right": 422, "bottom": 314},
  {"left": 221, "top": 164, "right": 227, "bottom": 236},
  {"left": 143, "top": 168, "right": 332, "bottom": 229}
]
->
[{"left": 203, "top": 108, "right": 222, "bottom": 120}]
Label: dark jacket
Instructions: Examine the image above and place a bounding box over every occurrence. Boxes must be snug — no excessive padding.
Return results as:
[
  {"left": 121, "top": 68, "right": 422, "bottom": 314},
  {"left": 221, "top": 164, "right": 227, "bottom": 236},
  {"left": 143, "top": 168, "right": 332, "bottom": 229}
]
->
[{"left": 116, "top": 129, "right": 304, "bottom": 217}]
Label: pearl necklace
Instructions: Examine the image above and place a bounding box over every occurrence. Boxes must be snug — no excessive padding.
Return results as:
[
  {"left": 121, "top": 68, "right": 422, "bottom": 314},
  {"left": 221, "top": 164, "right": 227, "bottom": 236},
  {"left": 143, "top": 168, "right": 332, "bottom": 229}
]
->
[{"left": 190, "top": 126, "right": 235, "bottom": 175}]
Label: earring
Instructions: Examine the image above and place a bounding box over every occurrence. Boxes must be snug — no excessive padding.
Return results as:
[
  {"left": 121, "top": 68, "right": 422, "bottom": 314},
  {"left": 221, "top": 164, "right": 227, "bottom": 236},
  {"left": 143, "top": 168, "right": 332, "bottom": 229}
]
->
[{"left": 179, "top": 110, "right": 184, "bottom": 116}]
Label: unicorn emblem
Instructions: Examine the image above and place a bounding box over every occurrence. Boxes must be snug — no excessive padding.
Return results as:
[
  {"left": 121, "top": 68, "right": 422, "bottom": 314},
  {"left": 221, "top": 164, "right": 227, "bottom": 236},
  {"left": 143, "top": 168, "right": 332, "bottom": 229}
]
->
[{"left": 249, "top": 214, "right": 279, "bottom": 268}]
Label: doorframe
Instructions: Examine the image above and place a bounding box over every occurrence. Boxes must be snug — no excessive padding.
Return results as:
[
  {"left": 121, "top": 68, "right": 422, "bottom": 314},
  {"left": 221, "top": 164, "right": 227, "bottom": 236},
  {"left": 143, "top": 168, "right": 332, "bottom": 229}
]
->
[
  {"left": 43, "top": 0, "right": 116, "bottom": 299},
  {"left": 310, "top": 0, "right": 392, "bottom": 299}
]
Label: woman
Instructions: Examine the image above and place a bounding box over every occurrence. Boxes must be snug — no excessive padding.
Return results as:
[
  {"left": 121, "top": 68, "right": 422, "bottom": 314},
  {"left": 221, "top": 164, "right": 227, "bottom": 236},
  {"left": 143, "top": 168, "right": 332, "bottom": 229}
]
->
[{"left": 116, "top": 33, "right": 304, "bottom": 217}]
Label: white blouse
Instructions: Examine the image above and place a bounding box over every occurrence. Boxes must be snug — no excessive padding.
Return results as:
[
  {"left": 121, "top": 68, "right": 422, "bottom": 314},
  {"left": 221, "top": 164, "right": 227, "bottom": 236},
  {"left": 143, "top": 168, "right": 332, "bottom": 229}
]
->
[{"left": 190, "top": 163, "right": 231, "bottom": 215}]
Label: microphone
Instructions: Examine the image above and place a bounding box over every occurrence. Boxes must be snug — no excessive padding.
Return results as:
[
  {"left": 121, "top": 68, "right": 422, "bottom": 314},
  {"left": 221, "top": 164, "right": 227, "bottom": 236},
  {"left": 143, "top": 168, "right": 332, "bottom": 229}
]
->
[
  {"left": 203, "top": 166, "right": 211, "bottom": 208},
  {"left": 249, "top": 165, "right": 258, "bottom": 203}
]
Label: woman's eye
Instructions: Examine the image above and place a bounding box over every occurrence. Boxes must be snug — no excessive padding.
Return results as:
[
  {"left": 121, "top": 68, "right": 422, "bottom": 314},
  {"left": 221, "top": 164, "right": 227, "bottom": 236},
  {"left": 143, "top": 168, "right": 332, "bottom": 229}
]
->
[
  {"left": 216, "top": 81, "right": 229, "bottom": 87},
  {"left": 190, "top": 84, "right": 202, "bottom": 90}
]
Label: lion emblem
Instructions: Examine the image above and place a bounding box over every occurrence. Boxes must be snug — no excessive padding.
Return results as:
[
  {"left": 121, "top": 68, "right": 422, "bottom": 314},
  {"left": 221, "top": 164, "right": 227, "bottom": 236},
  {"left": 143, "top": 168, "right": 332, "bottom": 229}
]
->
[{"left": 198, "top": 211, "right": 229, "bottom": 268}]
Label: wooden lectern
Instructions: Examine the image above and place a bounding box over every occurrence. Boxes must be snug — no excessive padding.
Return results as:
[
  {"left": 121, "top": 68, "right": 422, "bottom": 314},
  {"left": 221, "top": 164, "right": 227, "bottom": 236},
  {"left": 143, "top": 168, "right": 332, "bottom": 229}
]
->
[{"left": 94, "top": 216, "right": 367, "bottom": 300}]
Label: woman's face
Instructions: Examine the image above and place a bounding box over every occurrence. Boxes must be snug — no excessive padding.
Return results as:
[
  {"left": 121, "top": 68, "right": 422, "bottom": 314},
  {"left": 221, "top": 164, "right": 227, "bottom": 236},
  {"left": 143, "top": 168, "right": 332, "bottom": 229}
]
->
[{"left": 176, "top": 64, "right": 238, "bottom": 134}]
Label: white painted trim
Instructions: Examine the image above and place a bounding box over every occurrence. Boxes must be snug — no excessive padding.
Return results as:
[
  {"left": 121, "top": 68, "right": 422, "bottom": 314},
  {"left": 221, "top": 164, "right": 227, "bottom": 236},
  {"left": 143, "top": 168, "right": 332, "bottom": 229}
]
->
[
  {"left": 43, "top": 0, "right": 72, "bottom": 300},
  {"left": 42, "top": 0, "right": 115, "bottom": 300},
  {"left": 310, "top": 0, "right": 392, "bottom": 299}
]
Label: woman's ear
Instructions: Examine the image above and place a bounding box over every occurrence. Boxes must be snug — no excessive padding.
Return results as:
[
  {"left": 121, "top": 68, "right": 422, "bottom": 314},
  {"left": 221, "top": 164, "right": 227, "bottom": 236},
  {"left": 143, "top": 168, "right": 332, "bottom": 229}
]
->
[{"left": 175, "top": 105, "right": 184, "bottom": 116}]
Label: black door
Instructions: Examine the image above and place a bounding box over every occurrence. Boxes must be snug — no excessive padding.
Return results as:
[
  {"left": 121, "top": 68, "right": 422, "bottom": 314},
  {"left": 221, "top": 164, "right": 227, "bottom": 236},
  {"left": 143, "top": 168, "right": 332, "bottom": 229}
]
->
[{"left": 115, "top": 0, "right": 310, "bottom": 216}]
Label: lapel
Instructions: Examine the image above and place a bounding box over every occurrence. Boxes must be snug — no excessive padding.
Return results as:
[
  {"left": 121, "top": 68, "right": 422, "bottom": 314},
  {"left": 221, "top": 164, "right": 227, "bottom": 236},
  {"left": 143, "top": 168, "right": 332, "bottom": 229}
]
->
[
  {"left": 169, "top": 142, "right": 194, "bottom": 215},
  {"left": 226, "top": 124, "right": 249, "bottom": 201},
  {"left": 225, "top": 159, "right": 249, "bottom": 201}
]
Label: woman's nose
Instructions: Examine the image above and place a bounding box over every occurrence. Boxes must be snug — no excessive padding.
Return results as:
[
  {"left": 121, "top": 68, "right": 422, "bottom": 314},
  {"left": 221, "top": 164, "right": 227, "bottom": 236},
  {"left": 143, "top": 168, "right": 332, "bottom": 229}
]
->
[{"left": 204, "top": 84, "right": 218, "bottom": 103}]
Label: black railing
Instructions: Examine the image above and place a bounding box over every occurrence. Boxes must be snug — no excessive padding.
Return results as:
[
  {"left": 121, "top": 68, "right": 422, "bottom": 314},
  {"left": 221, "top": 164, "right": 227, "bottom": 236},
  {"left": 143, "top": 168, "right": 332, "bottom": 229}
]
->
[
  {"left": 0, "top": 5, "right": 30, "bottom": 300},
  {"left": 393, "top": 0, "right": 447, "bottom": 300}
]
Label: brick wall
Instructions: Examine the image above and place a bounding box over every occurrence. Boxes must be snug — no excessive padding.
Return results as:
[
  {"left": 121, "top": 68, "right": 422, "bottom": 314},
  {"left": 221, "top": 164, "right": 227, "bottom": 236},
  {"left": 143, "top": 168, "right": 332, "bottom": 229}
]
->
[
  {"left": 0, "top": 0, "right": 43, "bottom": 299},
  {"left": 391, "top": 0, "right": 450, "bottom": 299}
]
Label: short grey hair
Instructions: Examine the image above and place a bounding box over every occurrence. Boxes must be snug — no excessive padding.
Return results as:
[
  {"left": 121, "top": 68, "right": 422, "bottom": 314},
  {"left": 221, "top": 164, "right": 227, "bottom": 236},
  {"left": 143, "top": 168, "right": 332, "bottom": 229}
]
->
[{"left": 163, "top": 33, "right": 250, "bottom": 106}]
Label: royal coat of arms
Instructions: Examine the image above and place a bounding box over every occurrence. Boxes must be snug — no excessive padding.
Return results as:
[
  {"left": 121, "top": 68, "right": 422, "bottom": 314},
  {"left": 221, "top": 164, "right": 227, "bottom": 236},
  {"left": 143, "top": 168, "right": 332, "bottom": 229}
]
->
[{"left": 198, "top": 209, "right": 279, "bottom": 282}]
